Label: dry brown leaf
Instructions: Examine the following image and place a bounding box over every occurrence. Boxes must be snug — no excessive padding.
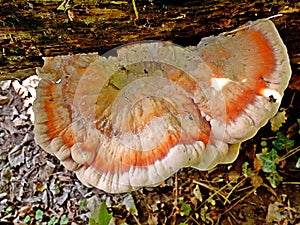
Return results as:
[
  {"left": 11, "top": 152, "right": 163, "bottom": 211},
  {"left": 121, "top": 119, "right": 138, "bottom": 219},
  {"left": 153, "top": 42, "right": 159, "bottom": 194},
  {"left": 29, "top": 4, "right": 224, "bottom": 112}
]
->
[
  {"left": 250, "top": 174, "right": 264, "bottom": 188},
  {"left": 8, "top": 146, "right": 25, "bottom": 167},
  {"left": 253, "top": 157, "right": 263, "bottom": 171},
  {"left": 266, "top": 202, "right": 288, "bottom": 223},
  {"left": 0, "top": 95, "right": 10, "bottom": 105}
]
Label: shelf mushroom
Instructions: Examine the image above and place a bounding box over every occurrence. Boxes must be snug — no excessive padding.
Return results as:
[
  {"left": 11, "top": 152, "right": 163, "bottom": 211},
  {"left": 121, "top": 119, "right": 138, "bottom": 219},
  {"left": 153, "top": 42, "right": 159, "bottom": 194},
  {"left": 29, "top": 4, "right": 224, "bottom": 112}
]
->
[{"left": 33, "top": 19, "right": 291, "bottom": 193}]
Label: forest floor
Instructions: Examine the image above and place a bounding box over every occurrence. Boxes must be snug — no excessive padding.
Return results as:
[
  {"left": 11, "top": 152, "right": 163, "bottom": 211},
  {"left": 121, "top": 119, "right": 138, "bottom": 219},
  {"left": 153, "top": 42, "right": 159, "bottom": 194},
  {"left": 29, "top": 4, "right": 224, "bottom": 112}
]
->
[{"left": 0, "top": 64, "right": 300, "bottom": 225}]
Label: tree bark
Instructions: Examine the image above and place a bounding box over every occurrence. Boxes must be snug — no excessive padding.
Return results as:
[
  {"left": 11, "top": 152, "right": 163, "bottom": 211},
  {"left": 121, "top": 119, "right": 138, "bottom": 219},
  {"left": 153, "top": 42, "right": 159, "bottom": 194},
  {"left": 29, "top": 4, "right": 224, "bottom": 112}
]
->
[{"left": 0, "top": 0, "right": 299, "bottom": 80}]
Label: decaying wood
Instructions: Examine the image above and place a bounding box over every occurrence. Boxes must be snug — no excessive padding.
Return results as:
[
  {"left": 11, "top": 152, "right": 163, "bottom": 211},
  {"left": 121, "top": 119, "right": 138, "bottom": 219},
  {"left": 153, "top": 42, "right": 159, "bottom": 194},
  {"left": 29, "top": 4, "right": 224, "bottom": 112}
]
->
[{"left": 0, "top": 0, "right": 299, "bottom": 81}]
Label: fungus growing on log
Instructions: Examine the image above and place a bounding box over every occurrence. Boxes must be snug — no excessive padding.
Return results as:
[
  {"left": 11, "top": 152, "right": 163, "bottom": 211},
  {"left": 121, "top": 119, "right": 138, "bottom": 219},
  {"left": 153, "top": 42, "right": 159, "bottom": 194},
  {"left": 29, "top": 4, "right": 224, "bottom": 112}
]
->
[{"left": 33, "top": 19, "right": 291, "bottom": 193}]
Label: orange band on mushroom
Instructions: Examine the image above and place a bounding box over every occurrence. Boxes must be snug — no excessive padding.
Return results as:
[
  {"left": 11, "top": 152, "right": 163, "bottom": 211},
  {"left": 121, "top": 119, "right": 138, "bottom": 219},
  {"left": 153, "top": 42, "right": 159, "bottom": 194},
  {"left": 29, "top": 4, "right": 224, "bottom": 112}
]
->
[
  {"left": 43, "top": 83, "right": 76, "bottom": 147},
  {"left": 33, "top": 19, "right": 291, "bottom": 193}
]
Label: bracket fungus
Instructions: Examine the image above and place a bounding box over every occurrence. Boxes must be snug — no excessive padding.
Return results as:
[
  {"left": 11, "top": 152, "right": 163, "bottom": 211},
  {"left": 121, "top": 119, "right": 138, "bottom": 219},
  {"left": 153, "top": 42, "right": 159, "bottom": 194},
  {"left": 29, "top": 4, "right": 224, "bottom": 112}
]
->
[{"left": 33, "top": 19, "right": 291, "bottom": 193}]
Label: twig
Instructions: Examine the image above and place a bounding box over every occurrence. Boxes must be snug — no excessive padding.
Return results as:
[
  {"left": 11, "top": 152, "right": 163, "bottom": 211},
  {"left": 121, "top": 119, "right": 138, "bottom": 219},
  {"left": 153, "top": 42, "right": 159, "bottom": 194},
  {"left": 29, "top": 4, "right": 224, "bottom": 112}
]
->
[
  {"left": 224, "top": 177, "right": 247, "bottom": 205},
  {"left": 131, "top": 0, "right": 139, "bottom": 19},
  {"left": 221, "top": 187, "right": 257, "bottom": 216},
  {"left": 277, "top": 146, "right": 300, "bottom": 162},
  {"left": 193, "top": 180, "right": 230, "bottom": 203}
]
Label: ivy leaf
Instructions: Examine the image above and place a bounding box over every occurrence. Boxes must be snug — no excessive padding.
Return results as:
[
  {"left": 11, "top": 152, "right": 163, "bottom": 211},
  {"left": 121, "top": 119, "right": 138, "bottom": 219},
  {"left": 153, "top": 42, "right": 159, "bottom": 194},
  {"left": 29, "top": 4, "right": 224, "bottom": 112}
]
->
[
  {"left": 267, "top": 172, "right": 283, "bottom": 188},
  {"left": 270, "top": 111, "right": 287, "bottom": 132},
  {"left": 256, "top": 149, "right": 279, "bottom": 173},
  {"left": 89, "top": 201, "right": 113, "bottom": 225},
  {"left": 272, "top": 132, "right": 294, "bottom": 151}
]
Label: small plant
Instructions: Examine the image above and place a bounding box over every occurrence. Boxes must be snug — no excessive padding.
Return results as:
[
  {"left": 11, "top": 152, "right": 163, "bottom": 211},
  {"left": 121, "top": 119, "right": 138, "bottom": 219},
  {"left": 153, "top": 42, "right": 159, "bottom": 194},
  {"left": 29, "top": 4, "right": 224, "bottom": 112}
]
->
[
  {"left": 256, "top": 131, "right": 296, "bottom": 188},
  {"left": 89, "top": 201, "right": 113, "bottom": 225},
  {"left": 48, "top": 216, "right": 59, "bottom": 225},
  {"left": 24, "top": 215, "right": 31, "bottom": 224},
  {"left": 5, "top": 205, "right": 13, "bottom": 214},
  {"left": 59, "top": 214, "right": 69, "bottom": 225},
  {"left": 35, "top": 209, "right": 44, "bottom": 221},
  {"left": 178, "top": 200, "right": 191, "bottom": 216},
  {"left": 271, "top": 132, "right": 294, "bottom": 151}
]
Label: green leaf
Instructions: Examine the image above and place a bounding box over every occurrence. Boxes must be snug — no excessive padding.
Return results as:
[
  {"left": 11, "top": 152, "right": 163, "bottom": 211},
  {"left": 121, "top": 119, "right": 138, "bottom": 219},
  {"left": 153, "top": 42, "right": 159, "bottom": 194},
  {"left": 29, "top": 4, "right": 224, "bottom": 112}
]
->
[
  {"left": 48, "top": 216, "right": 59, "bottom": 225},
  {"left": 297, "top": 119, "right": 300, "bottom": 134},
  {"left": 262, "top": 147, "right": 269, "bottom": 154},
  {"left": 267, "top": 172, "right": 283, "bottom": 188},
  {"left": 260, "top": 141, "right": 268, "bottom": 147},
  {"left": 35, "top": 209, "right": 44, "bottom": 220},
  {"left": 179, "top": 200, "right": 191, "bottom": 216},
  {"left": 89, "top": 202, "right": 113, "bottom": 225},
  {"left": 256, "top": 149, "right": 279, "bottom": 173},
  {"left": 242, "top": 162, "right": 254, "bottom": 178},
  {"left": 272, "top": 132, "right": 294, "bottom": 151},
  {"left": 59, "top": 214, "right": 69, "bottom": 225},
  {"left": 5, "top": 205, "right": 13, "bottom": 213},
  {"left": 24, "top": 215, "right": 31, "bottom": 223},
  {"left": 80, "top": 199, "right": 87, "bottom": 210}
]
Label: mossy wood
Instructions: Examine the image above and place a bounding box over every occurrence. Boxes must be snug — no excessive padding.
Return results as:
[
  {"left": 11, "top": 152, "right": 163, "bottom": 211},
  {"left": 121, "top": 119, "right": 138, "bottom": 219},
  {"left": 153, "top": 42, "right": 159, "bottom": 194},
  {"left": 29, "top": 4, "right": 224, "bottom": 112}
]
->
[{"left": 0, "top": 0, "right": 299, "bottom": 81}]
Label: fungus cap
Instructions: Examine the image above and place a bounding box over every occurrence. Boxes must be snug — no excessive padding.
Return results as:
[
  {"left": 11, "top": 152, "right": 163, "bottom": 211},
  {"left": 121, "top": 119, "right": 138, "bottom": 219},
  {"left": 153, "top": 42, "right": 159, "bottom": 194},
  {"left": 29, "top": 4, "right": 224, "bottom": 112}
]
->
[{"left": 33, "top": 19, "right": 291, "bottom": 193}]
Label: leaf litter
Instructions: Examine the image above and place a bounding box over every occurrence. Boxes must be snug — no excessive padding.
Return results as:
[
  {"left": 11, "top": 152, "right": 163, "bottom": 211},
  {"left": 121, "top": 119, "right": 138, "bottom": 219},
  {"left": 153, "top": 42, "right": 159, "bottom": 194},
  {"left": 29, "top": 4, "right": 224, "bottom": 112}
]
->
[{"left": 0, "top": 75, "right": 300, "bottom": 224}]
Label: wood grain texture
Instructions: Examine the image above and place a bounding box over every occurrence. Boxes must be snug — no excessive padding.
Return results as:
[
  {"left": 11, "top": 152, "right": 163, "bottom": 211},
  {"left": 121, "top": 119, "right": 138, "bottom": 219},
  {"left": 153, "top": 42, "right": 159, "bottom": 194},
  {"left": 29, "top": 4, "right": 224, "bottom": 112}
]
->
[{"left": 0, "top": 0, "right": 299, "bottom": 81}]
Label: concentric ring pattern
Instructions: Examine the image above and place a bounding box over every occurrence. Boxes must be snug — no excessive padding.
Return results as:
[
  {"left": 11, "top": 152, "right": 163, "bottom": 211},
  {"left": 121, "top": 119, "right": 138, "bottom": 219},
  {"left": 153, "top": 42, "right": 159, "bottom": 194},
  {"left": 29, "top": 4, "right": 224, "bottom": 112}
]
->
[{"left": 33, "top": 19, "right": 291, "bottom": 193}]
